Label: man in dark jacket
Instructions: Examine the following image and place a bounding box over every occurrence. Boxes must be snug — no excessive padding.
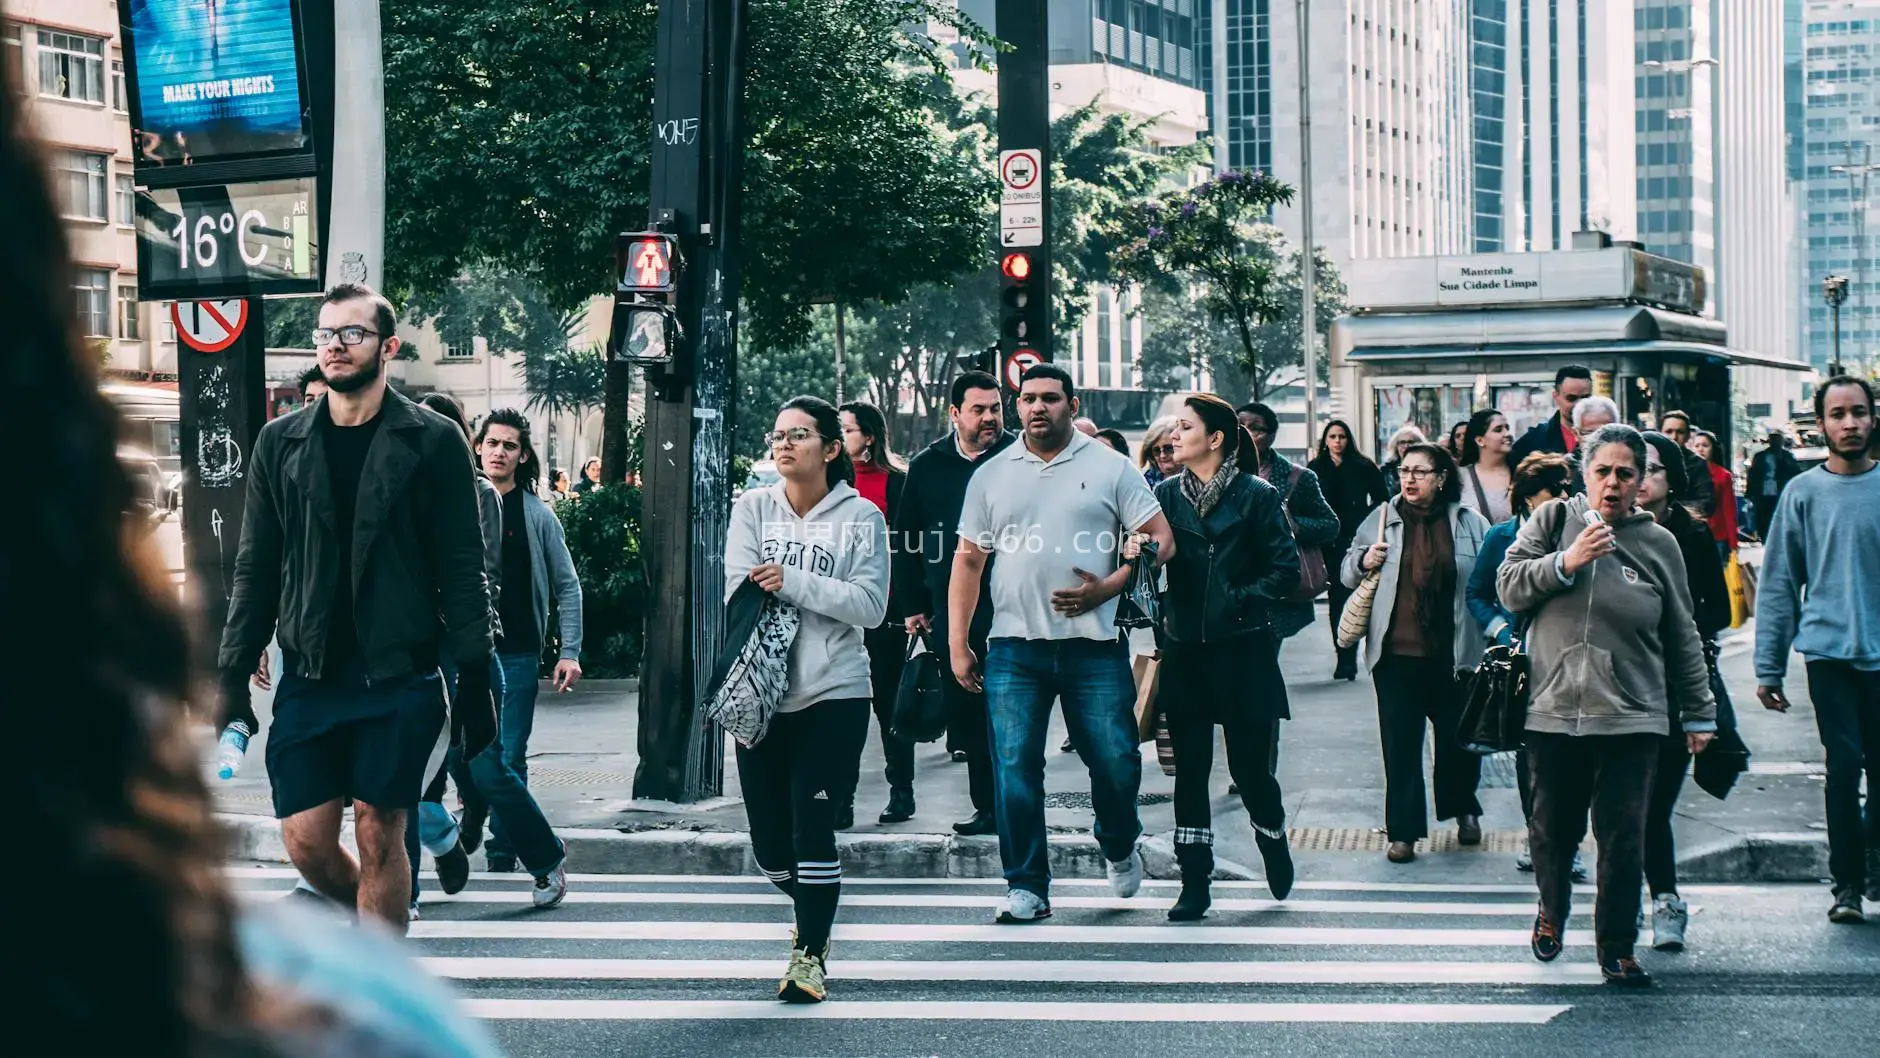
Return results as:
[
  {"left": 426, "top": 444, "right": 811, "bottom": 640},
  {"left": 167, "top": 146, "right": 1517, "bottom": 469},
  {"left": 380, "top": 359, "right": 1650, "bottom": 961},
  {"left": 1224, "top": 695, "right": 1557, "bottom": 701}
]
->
[
  {"left": 894, "top": 371, "right": 1013, "bottom": 835},
  {"left": 218, "top": 283, "right": 495, "bottom": 931},
  {"left": 1746, "top": 431, "right": 1803, "bottom": 541},
  {"left": 1657, "top": 410, "right": 1718, "bottom": 518},
  {"left": 1509, "top": 365, "right": 1595, "bottom": 466}
]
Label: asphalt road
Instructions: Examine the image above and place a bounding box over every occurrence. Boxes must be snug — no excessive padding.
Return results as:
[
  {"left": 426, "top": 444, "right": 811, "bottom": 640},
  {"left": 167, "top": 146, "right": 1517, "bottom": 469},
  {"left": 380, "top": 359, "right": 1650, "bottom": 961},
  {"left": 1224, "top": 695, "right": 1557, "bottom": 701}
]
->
[{"left": 227, "top": 868, "right": 1880, "bottom": 1058}]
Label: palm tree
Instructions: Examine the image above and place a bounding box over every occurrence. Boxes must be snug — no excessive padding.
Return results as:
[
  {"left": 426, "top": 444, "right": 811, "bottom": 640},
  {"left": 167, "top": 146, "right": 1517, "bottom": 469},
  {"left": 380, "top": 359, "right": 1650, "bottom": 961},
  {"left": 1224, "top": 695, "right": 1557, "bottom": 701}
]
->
[{"left": 518, "top": 309, "right": 606, "bottom": 473}]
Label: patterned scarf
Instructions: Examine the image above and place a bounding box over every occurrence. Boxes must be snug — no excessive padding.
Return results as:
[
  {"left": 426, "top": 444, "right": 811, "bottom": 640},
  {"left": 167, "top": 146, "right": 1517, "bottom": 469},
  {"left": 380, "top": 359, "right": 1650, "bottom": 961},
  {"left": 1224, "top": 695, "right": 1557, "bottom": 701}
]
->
[{"left": 1180, "top": 463, "right": 1240, "bottom": 517}]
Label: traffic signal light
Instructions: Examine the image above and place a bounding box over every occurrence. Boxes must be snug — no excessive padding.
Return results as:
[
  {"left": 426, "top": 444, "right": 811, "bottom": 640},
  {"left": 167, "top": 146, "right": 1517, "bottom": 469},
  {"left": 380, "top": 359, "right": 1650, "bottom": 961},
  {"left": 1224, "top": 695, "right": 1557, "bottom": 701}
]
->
[{"left": 1000, "top": 251, "right": 1043, "bottom": 348}]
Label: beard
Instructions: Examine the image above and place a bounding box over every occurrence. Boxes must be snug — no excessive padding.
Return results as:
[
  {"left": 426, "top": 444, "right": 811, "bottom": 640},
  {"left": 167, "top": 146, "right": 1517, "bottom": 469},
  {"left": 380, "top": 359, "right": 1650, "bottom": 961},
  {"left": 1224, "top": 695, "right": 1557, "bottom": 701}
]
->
[{"left": 323, "top": 354, "right": 383, "bottom": 394}]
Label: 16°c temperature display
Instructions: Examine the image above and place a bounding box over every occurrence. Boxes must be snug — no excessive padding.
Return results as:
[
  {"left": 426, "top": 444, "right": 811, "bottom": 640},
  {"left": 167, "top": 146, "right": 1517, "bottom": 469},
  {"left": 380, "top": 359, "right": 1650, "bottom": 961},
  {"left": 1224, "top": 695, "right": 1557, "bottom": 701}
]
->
[{"left": 136, "top": 177, "right": 321, "bottom": 301}]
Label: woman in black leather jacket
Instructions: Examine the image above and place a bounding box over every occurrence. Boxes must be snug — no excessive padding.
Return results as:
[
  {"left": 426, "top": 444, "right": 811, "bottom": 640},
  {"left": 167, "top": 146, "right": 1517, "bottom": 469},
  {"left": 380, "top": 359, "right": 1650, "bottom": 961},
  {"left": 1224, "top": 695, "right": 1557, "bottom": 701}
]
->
[{"left": 1128, "top": 393, "right": 1300, "bottom": 920}]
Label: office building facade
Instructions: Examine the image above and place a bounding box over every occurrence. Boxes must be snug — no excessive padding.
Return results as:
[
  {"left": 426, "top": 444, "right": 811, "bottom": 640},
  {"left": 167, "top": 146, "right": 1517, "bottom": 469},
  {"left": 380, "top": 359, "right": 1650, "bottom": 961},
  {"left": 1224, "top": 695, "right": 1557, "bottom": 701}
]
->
[
  {"left": 1800, "top": 2, "right": 1880, "bottom": 373},
  {"left": 1469, "top": 0, "right": 1638, "bottom": 254}
]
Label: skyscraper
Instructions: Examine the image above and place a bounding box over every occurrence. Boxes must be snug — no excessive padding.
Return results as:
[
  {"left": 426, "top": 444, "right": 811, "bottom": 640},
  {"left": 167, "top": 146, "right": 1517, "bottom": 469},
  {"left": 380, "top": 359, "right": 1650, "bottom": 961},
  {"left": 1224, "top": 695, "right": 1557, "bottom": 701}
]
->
[
  {"left": 1468, "top": 0, "right": 1638, "bottom": 253},
  {"left": 1799, "top": 2, "right": 1880, "bottom": 373}
]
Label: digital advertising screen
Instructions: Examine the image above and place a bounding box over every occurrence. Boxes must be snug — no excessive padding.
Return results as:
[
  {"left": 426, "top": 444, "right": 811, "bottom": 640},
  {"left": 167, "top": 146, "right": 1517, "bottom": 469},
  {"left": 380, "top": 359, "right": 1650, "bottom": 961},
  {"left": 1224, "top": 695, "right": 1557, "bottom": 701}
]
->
[{"left": 124, "top": 0, "right": 312, "bottom": 173}]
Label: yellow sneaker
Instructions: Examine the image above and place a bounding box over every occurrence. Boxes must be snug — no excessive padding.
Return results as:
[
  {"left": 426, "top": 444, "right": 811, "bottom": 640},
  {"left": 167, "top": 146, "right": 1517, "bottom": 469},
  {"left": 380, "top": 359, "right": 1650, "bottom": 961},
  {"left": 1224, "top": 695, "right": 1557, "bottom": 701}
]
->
[{"left": 777, "top": 948, "right": 827, "bottom": 1003}]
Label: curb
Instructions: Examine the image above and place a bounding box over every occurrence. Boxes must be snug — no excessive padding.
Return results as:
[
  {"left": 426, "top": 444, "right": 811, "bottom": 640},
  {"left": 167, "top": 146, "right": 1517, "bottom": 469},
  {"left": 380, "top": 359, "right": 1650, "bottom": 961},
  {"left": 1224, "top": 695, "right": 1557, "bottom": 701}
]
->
[
  {"left": 1676, "top": 832, "right": 1831, "bottom": 884},
  {"left": 218, "top": 813, "right": 1828, "bottom": 884},
  {"left": 216, "top": 814, "right": 1258, "bottom": 881}
]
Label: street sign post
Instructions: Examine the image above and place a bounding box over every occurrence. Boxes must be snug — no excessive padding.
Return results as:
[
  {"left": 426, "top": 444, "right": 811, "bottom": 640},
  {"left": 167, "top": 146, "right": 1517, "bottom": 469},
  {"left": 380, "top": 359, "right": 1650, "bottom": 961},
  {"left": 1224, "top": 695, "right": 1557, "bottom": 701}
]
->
[
  {"left": 176, "top": 297, "right": 266, "bottom": 672},
  {"left": 1005, "top": 348, "right": 1044, "bottom": 390},
  {"left": 996, "top": 1, "right": 1052, "bottom": 362}
]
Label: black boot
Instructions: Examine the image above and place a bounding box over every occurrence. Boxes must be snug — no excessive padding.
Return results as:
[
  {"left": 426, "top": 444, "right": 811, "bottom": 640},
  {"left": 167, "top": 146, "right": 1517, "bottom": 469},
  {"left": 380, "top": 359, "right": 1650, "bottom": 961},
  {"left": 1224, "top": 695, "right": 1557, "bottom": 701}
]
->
[
  {"left": 1168, "top": 843, "right": 1213, "bottom": 921},
  {"left": 877, "top": 785, "right": 915, "bottom": 824},
  {"left": 1333, "top": 646, "right": 1358, "bottom": 682},
  {"left": 1256, "top": 827, "right": 1295, "bottom": 900}
]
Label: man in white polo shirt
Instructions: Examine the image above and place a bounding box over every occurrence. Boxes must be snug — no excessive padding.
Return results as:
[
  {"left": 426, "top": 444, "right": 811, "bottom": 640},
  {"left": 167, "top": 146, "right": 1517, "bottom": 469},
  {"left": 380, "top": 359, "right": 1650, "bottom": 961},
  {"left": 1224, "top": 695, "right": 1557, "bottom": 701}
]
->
[{"left": 949, "top": 363, "right": 1176, "bottom": 923}]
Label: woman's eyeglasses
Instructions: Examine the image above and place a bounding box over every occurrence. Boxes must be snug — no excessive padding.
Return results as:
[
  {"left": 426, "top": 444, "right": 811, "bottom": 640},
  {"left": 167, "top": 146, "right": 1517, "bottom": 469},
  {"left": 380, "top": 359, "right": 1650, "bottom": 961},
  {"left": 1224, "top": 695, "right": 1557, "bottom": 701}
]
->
[
  {"left": 1399, "top": 467, "right": 1441, "bottom": 481},
  {"left": 1154, "top": 444, "right": 1177, "bottom": 456},
  {"left": 764, "top": 427, "right": 823, "bottom": 448}
]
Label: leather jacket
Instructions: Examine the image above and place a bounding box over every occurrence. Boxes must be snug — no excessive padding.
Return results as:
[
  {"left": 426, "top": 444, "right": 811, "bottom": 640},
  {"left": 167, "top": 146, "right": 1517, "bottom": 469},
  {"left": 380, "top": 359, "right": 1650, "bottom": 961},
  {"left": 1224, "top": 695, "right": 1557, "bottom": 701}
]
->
[{"left": 1154, "top": 472, "right": 1300, "bottom": 644}]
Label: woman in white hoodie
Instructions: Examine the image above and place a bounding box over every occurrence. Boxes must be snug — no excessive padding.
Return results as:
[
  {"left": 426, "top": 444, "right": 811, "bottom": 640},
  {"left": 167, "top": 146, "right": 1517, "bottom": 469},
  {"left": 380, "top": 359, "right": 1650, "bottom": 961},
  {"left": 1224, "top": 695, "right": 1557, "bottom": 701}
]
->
[{"left": 723, "top": 395, "right": 889, "bottom": 1004}]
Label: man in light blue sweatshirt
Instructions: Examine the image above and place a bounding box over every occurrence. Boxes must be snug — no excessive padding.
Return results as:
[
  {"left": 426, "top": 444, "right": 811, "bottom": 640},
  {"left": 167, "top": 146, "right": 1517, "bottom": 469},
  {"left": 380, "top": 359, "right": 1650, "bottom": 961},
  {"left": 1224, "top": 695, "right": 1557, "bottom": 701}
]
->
[{"left": 1755, "top": 376, "right": 1880, "bottom": 925}]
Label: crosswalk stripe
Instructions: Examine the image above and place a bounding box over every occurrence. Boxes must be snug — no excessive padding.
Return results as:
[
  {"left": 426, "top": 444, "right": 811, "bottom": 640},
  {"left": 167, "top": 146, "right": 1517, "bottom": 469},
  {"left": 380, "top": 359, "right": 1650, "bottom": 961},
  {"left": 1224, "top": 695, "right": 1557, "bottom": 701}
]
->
[
  {"left": 354, "top": 889, "right": 1584, "bottom": 917},
  {"left": 409, "top": 920, "right": 1595, "bottom": 946},
  {"left": 421, "top": 956, "right": 1606, "bottom": 985},
  {"left": 224, "top": 867, "right": 1605, "bottom": 896},
  {"left": 463, "top": 998, "right": 1574, "bottom": 1024}
]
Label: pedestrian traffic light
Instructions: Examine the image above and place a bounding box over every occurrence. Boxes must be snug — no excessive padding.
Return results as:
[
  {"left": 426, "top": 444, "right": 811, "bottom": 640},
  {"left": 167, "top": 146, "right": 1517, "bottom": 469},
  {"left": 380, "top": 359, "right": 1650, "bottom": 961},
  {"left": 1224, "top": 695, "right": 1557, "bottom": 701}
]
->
[
  {"left": 1000, "top": 251, "right": 1042, "bottom": 347},
  {"left": 619, "top": 232, "right": 679, "bottom": 293}
]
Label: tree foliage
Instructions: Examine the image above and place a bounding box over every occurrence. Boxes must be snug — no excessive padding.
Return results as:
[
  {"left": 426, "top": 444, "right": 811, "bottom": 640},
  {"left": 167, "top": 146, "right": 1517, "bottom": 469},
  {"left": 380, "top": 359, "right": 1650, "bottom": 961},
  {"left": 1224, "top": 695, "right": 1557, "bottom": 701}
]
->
[
  {"left": 1112, "top": 170, "right": 1302, "bottom": 400},
  {"left": 381, "top": 0, "right": 993, "bottom": 355}
]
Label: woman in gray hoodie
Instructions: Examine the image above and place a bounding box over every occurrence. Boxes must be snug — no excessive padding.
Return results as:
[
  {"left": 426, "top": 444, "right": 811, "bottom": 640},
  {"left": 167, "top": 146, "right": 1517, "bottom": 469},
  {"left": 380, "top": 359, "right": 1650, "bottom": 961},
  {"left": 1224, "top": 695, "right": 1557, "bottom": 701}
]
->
[
  {"left": 1498, "top": 424, "right": 1716, "bottom": 988},
  {"left": 723, "top": 395, "right": 889, "bottom": 1005}
]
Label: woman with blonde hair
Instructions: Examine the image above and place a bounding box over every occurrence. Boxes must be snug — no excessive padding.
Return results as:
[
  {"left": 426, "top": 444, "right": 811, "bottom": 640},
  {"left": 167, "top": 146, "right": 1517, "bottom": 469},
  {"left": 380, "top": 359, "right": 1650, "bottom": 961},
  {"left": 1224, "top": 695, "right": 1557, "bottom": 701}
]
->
[{"left": 1139, "top": 417, "right": 1179, "bottom": 488}]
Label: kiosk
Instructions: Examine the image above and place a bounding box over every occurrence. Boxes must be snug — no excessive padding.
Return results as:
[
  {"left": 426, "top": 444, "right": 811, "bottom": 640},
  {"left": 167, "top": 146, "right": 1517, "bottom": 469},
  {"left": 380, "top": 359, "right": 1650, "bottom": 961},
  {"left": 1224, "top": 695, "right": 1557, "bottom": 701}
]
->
[{"left": 1331, "top": 242, "right": 1812, "bottom": 462}]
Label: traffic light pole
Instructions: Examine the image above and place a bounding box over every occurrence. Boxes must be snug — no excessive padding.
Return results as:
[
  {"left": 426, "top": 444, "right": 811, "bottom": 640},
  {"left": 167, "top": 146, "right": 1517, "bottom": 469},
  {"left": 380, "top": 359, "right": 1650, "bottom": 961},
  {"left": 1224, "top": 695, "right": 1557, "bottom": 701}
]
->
[
  {"left": 997, "top": 0, "right": 1052, "bottom": 371},
  {"left": 617, "top": 0, "right": 749, "bottom": 802}
]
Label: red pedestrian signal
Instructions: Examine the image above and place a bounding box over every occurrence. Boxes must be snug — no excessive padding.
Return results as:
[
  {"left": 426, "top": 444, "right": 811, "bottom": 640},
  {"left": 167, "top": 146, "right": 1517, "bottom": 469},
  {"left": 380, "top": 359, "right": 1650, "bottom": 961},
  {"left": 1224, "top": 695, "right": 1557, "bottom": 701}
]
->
[
  {"left": 1001, "top": 252, "right": 1032, "bottom": 281},
  {"left": 618, "top": 232, "right": 679, "bottom": 293}
]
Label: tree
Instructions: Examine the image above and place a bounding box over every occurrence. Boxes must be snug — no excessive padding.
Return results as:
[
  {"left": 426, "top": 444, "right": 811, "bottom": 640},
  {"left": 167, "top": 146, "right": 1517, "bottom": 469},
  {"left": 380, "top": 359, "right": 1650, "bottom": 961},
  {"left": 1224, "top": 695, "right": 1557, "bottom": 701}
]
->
[
  {"left": 1111, "top": 170, "right": 1301, "bottom": 400},
  {"left": 381, "top": 0, "right": 993, "bottom": 348},
  {"left": 1049, "top": 103, "right": 1209, "bottom": 335},
  {"left": 520, "top": 335, "right": 608, "bottom": 470}
]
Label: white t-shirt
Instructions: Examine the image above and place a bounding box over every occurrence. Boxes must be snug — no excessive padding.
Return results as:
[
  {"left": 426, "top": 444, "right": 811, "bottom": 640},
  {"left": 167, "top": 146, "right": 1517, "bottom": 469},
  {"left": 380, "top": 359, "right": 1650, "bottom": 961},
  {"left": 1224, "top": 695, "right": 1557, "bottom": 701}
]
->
[{"left": 957, "top": 430, "right": 1163, "bottom": 641}]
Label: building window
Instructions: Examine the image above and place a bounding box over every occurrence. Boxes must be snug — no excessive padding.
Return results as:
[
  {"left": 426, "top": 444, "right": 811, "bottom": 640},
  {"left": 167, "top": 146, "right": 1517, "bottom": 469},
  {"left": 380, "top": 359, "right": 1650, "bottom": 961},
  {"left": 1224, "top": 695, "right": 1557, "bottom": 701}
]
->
[
  {"left": 54, "top": 150, "right": 108, "bottom": 220},
  {"left": 118, "top": 285, "right": 141, "bottom": 340},
  {"left": 75, "top": 269, "right": 110, "bottom": 337},
  {"left": 4, "top": 24, "right": 22, "bottom": 95},
  {"left": 37, "top": 30, "right": 105, "bottom": 104},
  {"left": 115, "top": 173, "right": 135, "bottom": 226},
  {"left": 112, "top": 57, "right": 126, "bottom": 111}
]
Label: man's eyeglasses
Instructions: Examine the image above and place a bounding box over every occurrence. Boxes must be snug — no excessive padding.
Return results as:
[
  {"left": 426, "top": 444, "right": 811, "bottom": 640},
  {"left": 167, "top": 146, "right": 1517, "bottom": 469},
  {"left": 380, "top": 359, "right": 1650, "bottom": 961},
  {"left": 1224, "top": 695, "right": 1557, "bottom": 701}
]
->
[
  {"left": 1399, "top": 467, "right": 1441, "bottom": 481},
  {"left": 312, "top": 326, "right": 380, "bottom": 347},
  {"left": 764, "top": 427, "right": 824, "bottom": 448}
]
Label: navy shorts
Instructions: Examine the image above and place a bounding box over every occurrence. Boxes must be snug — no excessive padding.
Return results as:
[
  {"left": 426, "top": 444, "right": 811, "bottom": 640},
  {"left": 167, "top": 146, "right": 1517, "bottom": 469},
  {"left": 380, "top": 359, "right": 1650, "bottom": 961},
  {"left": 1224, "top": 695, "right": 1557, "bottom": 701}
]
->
[{"left": 265, "top": 665, "right": 448, "bottom": 819}]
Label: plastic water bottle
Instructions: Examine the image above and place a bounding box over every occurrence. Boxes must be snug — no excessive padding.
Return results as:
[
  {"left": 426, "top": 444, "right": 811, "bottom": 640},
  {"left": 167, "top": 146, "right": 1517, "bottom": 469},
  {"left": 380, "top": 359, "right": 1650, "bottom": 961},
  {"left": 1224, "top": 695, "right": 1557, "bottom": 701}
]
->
[{"left": 215, "top": 720, "right": 253, "bottom": 781}]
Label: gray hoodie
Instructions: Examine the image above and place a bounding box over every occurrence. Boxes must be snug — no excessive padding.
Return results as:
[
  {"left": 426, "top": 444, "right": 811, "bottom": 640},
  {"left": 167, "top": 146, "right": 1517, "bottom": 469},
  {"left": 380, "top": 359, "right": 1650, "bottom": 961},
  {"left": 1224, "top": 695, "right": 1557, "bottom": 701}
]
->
[
  {"left": 1497, "top": 495, "right": 1715, "bottom": 737},
  {"left": 724, "top": 481, "right": 889, "bottom": 712}
]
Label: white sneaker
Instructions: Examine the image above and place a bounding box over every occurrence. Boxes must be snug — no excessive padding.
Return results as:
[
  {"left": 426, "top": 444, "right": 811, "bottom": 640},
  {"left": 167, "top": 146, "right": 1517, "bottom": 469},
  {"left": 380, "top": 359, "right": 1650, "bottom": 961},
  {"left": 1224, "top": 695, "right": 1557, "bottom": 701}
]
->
[
  {"left": 996, "top": 888, "right": 1052, "bottom": 923},
  {"left": 1652, "top": 894, "right": 1689, "bottom": 952},
  {"left": 532, "top": 864, "right": 568, "bottom": 909},
  {"left": 1107, "top": 849, "right": 1144, "bottom": 899}
]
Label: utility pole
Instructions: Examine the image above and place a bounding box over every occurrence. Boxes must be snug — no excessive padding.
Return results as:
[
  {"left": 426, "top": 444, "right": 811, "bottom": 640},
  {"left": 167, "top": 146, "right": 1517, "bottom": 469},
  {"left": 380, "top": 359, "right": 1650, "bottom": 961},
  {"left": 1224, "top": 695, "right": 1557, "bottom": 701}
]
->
[
  {"left": 996, "top": 0, "right": 1052, "bottom": 372},
  {"left": 1296, "top": 0, "right": 1318, "bottom": 447},
  {"left": 1831, "top": 146, "right": 1880, "bottom": 373},
  {"left": 617, "top": 0, "right": 750, "bottom": 802}
]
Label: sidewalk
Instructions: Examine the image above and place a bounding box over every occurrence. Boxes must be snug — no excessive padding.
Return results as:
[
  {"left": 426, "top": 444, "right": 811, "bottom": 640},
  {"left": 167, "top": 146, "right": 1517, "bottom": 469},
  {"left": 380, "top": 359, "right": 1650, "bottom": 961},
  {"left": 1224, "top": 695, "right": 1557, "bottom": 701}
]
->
[{"left": 211, "top": 610, "right": 1833, "bottom": 884}]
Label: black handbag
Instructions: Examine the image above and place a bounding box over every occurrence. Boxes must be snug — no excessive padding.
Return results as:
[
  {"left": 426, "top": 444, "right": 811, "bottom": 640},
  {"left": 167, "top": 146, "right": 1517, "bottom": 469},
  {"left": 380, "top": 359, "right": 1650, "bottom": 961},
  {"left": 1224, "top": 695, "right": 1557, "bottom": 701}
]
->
[
  {"left": 1460, "top": 642, "right": 1531, "bottom": 755},
  {"left": 1114, "top": 540, "right": 1160, "bottom": 630},
  {"left": 890, "top": 634, "right": 949, "bottom": 743}
]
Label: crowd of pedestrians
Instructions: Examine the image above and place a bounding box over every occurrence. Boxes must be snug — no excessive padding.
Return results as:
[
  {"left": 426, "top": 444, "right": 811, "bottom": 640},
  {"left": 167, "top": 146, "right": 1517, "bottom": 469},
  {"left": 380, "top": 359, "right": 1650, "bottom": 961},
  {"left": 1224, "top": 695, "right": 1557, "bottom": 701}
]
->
[{"left": 712, "top": 358, "right": 1880, "bottom": 1001}]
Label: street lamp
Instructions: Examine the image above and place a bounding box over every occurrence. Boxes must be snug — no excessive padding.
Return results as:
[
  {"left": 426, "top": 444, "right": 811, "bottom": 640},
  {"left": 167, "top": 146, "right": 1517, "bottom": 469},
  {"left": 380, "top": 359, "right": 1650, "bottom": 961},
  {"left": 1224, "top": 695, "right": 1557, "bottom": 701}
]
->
[
  {"left": 1824, "top": 274, "right": 1850, "bottom": 377},
  {"left": 1829, "top": 153, "right": 1880, "bottom": 377}
]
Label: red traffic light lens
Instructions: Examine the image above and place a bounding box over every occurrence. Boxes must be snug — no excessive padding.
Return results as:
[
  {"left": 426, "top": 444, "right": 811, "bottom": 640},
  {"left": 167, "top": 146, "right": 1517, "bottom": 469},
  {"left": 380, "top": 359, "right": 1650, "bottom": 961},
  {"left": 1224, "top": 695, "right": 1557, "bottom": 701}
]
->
[{"left": 1001, "top": 253, "right": 1033, "bottom": 281}]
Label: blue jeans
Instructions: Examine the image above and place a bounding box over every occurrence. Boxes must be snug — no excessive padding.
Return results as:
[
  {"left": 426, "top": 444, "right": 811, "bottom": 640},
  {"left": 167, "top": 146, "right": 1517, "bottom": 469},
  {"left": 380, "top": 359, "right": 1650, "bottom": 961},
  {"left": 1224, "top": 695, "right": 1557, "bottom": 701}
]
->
[
  {"left": 486, "top": 653, "right": 545, "bottom": 864},
  {"left": 984, "top": 637, "right": 1143, "bottom": 898},
  {"left": 426, "top": 655, "right": 565, "bottom": 879}
]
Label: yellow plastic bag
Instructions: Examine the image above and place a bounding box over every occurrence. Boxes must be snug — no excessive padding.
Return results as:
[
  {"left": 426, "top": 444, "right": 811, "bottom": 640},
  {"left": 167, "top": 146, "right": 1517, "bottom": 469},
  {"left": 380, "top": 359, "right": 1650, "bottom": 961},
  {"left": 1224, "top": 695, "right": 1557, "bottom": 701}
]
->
[{"left": 1725, "top": 553, "right": 1747, "bottom": 628}]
